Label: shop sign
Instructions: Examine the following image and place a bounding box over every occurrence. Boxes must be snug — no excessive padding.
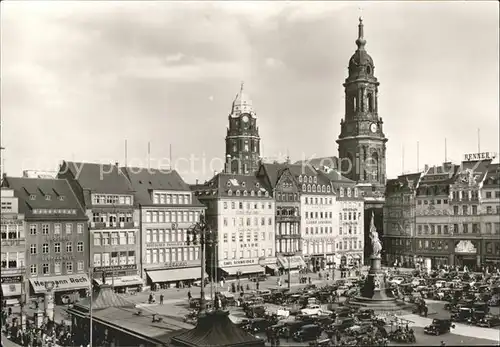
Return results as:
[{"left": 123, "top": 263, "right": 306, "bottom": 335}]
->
[
  {"left": 1, "top": 276, "right": 22, "bottom": 284},
  {"left": 164, "top": 261, "right": 188, "bottom": 268},
  {"left": 43, "top": 235, "right": 71, "bottom": 242},
  {"left": 30, "top": 275, "right": 89, "bottom": 293},
  {"left": 41, "top": 254, "right": 75, "bottom": 261},
  {"left": 464, "top": 152, "right": 496, "bottom": 161},
  {"left": 94, "top": 264, "right": 137, "bottom": 272},
  {"left": 222, "top": 259, "right": 257, "bottom": 267},
  {"left": 455, "top": 240, "right": 477, "bottom": 254}
]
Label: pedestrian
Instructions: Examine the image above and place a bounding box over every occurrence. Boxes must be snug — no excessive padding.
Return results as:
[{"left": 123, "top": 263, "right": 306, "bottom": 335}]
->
[
  {"left": 160, "top": 294, "right": 164, "bottom": 305},
  {"left": 187, "top": 290, "right": 192, "bottom": 301},
  {"left": 256, "top": 281, "right": 260, "bottom": 290}
]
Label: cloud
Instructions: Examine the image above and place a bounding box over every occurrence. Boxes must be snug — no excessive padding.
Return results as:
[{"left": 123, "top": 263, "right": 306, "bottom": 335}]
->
[{"left": 165, "top": 53, "right": 185, "bottom": 63}]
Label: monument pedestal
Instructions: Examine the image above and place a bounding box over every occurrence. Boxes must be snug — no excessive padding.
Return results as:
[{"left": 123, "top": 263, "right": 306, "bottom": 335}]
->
[{"left": 349, "top": 256, "right": 413, "bottom": 313}]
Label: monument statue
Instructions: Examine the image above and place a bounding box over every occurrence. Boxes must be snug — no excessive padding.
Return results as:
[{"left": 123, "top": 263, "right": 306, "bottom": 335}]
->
[{"left": 369, "top": 212, "right": 382, "bottom": 258}]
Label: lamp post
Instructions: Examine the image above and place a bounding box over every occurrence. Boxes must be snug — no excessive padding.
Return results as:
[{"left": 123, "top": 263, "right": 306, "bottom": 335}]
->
[
  {"left": 187, "top": 214, "right": 217, "bottom": 314},
  {"left": 282, "top": 252, "right": 294, "bottom": 290},
  {"left": 44, "top": 280, "right": 55, "bottom": 322}
]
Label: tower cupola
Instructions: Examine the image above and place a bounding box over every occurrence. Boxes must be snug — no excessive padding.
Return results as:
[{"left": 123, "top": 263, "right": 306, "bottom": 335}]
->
[{"left": 230, "top": 82, "right": 256, "bottom": 118}]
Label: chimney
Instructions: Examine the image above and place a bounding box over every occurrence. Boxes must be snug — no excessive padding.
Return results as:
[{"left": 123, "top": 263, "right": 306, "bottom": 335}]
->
[
  {"left": 225, "top": 155, "right": 231, "bottom": 174},
  {"left": 424, "top": 164, "right": 429, "bottom": 172},
  {"left": 115, "top": 162, "right": 119, "bottom": 167},
  {"left": 196, "top": 179, "right": 199, "bottom": 185}
]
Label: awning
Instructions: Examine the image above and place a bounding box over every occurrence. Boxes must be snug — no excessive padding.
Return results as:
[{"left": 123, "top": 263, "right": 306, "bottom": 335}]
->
[
  {"left": 266, "top": 264, "right": 278, "bottom": 271},
  {"left": 30, "top": 274, "right": 90, "bottom": 294},
  {"left": 221, "top": 265, "right": 264, "bottom": 276},
  {"left": 93, "top": 275, "right": 143, "bottom": 287},
  {"left": 1, "top": 283, "right": 22, "bottom": 297},
  {"left": 277, "top": 256, "right": 306, "bottom": 269},
  {"left": 146, "top": 267, "right": 205, "bottom": 283}
]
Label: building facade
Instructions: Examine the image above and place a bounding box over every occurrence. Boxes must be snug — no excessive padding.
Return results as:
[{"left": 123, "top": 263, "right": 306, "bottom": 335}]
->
[
  {"left": 481, "top": 163, "right": 500, "bottom": 268},
  {"left": 299, "top": 169, "right": 337, "bottom": 272},
  {"left": 3, "top": 177, "right": 90, "bottom": 303},
  {"left": 383, "top": 173, "right": 422, "bottom": 267},
  {"left": 123, "top": 168, "right": 206, "bottom": 288},
  {"left": 225, "top": 83, "right": 261, "bottom": 175},
  {"left": 58, "top": 162, "right": 142, "bottom": 292},
  {"left": 256, "top": 162, "right": 303, "bottom": 274},
  {"left": 191, "top": 173, "right": 276, "bottom": 279},
  {"left": 318, "top": 168, "right": 365, "bottom": 268},
  {"left": 1, "top": 187, "right": 26, "bottom": 306},
  {"left": 384, "top": 157, "right": 500, "bottom": 271}
]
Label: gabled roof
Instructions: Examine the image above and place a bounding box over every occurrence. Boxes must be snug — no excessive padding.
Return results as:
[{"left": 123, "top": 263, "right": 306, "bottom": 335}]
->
[
  {"left": 191, "top": 173, "right": 271, "bottom": 199},
  {"left": 455, "top": 159, "right": 492, "bottom": 185},
  {"left": 259, "top": 162, "right": 331, "bottom": 190},
  {"left": 59, "top": 161, "right": 135, "bottom": 195},
  {"left": 294, "top": 156, "right": 339, "bottom": 170},
  {"left": 122, "top": 167, "right": 204, "bottom": 207},
  {"left": 484, "top": 163, "right": 500, "bottom": 187},
  {"left": 315, "top": 166, "right": 355, "bottom": 184},
  {"left": 2, "top": 176, "right": 87, "bottom": 220},
  {"left": 171, "top": 310, "right": 264, "bottom": 347}
]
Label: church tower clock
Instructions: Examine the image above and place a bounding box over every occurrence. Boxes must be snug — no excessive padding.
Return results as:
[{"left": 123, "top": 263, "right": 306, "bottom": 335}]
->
[
  {"left": 337, "top": 18, "right": 388, "bottom": 196},
  {"left": 224, "top": 83, "right": 261, "bottom": 175}
]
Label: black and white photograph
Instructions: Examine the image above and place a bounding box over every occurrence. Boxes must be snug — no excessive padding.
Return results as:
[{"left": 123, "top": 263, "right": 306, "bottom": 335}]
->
[{"left": 0, "top": 1, "right": 499, "bottom": 346}]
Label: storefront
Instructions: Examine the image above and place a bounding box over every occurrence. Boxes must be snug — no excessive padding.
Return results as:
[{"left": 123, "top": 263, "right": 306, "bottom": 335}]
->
[
  {"left": 219, "top": 258, "right": 267, "bottom": 279},
  {"left": 29, "top": 274, "right": 90, "bottom": 304},
  {"left": 145, "top": 260, "right": 204, "bottom": 289},
  {"left": 1, "top": 274, "right": 24, "bottom": 306},
  {"left": 453, "top": 240, "right": 480, "bottom": 270},
  {"left": 277, "top": 255, "right": 306, "bottom": 274},
  {"left": 92, "top": 264, "right": 142, "bottom": 293}
]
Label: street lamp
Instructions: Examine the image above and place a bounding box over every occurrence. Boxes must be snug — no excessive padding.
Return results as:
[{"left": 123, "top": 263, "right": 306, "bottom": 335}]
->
[
  {"left": 282, "top": 252, "right": 295, "bottom": 290},
  {"left": 187, "top": 214, "right": 217, "bottom": 314},
  {"left": 44, "top": 280, "right": 55, "bottom": 322}
]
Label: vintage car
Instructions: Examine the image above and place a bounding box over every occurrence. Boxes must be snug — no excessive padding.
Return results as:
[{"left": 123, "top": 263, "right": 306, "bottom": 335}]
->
[
  {"left": 356, "top": 309, "right": 375, "bottom": 322},
  {"left": 300, "top": 304, "right": 332, "bottom": 316},
  {"left": 476, "top": 314, "right": 500, "bottom": 328},
  {"left": 293, "top": 324, "right": 322, "bottom": 342},
  {"left": 451, "top": 307, "right": 473, "bottom": 323},
  {"left": 424, "top": 318, "right": 455, "bottom": 335},
  {"left": 388, "top": 276, "right": 405, "bottom": 285}
]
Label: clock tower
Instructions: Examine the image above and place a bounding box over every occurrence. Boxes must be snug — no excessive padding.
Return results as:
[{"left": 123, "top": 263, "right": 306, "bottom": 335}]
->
[
  {"left": 337, "top": 18, "right": 388, "bottom": 195},
  {"left": 336, "top": 18, "right": 388, "bottom": 264},
  {"left": 225, "top": 83, "right": 261, "bottom": 175}
]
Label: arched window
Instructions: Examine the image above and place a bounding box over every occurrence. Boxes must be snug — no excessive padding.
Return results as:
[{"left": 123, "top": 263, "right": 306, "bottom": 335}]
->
[
  {"left": 302, "top": 184, "right": 306, "bottom": 191},
  {"left": 322, "top": 185, "right": 326, "bottom": 193},
  {"left": 312, "top": 185, "right": 316, "bottom": 192},
  {"left": 309, "top": 176, "right": 313, "bottom": 183},
  {"left": 340, "top": 188, "right": 344, "bottom": 197},
  {"left": 228, "top": 190, "right": 233, "bottom": 196},
  {"left": 354, "top": 188, "right": 358, "bottom": 197},
  {"left": 250, "top": 190, "right": 255, "bottom": 197},
  {"left": 347, "top": 188, "right": 351, "bottom": 197},
  {"left": 257, "top": 191, "right": 262, "bottom": 197},
  {"left": 313, "top": 177, "right": 317, "bottom": 184},
  {"left": 327, "top": 186, "right": 331, "bottom": 193},
  {"left": 243, "top": 190, "right": 248, "bottom": 196},
  {"left": 307, "top": 184, "right": 311, "bottom": 192},
  {"left": 236, "top": 190, "right": 240, "bottom": 196},
  {"left": 317, "top": 185, "right": 321, "bottom": 192},
  {"left": 368, "top": 93, "right": 374, "bottom": 112},
  {"left": 366, "top": 65, "right": 372, "bottom": 74},
  {"left": 298, "top": 175, "right": 302, "bottom": 183}
]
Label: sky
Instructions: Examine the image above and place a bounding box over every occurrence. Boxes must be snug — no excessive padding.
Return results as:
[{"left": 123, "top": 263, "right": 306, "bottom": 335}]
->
[{"left": 1, "top": 1, "right": 499, "bottom": 184}]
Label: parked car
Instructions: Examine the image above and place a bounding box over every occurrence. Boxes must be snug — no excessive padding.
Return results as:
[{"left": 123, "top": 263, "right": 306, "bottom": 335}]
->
[
  {"left": 476, "top": 314, "right": 500, "bottom": 328},
  {"left": 292, "top": 324, "right": 322, "bottom": 342},
  {"left": 300, "top": 304, "right": 331, "bottom": 316},
  {"left": 389, "top": 277, "right": 405, "bottom": 285},
  {"left": 424, "top": 318, "right": 455, "bottom": 336}
]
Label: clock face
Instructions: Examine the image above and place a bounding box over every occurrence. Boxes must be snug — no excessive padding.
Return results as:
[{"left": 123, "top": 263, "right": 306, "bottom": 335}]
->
[
  {"left": 370, "top": 123, "right": 378, "bottom": 133},
  {"left": 242, "top": 115, "right": 249, "bottom": 123}
]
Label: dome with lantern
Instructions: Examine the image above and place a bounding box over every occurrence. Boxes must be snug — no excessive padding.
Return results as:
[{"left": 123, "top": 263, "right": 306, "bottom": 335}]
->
[
  {"left": 230, "top": 82, "right": 256, "bottom": 118},
  {"left": 347, "top": 18, "right": 376, "bottom": 79}
]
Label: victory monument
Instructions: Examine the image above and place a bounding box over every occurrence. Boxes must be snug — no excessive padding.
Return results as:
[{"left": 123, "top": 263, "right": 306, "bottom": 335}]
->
[{"left": 349, "top": 213, "right": 411, "bottom": 312}]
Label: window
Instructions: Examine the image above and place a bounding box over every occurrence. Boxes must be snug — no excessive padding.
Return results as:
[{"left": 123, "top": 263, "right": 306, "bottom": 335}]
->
[
  {"left": 66, "top": 262, "right": 73, "bottom": 274},
  {"left": 463, "top": 224, "right": 469, "bottom": 234},
  {"left": 30, "top": 244, "right": 37, "bottom": 255},
  {"left": 65, "top": 224, "right": 72, "bottom": 234},
  {"left": 66, "top": 242, "right": 73, "bottom": 252},
  {"left": 42, "top": 243, "right": 49, "bottom": 254},
  {"left": 77, "top": 260, "right": 84, "bottom": 271},
  {"left": 77, "top": 242, "right": 84, "bottom": 252},
  {"left": 93, "top": 233, "right": 101, "bottom": 246},
  {"left": 486, "top": 191, "right": 492, "bottom": 198},
  {"left": 462, "top": 206, "right": 468, "bottom": 215},
  {"left": 472, "top": 205, "right": 478, "bottom": 215},
  {"left": 128, "top": 232, "right": 135, "bottom": 244},
  {"left": 30, "top": 224, "right": 37, "bottom": 235},
  {"left": 42, "top": 224, "right": 49, "bottom": 235},
  {"left": 453, "top": 206, "right": 459, "bottom": 215},
  {"left": 42, "top": 263, "right": 50, "bottom": 275}
]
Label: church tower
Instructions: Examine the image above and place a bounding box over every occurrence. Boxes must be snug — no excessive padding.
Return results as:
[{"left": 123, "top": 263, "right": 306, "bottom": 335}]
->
[
  {"left": 224, "top": 83, "right": 261, "bottom": 175},
  {"left": 337, "top": 18, "right": 388, "bottom": 196}
]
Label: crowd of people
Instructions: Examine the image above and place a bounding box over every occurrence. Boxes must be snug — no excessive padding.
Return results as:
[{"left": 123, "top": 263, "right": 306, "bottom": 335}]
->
[{"left": 1, "top": 307, "right": 72, "bottom": 347}]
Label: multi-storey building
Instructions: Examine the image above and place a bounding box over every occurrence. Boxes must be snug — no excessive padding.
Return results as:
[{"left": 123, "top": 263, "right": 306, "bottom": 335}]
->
[
  {"left": 298, "top": 167, "right": 337, "bottom": 273},
  {"left": 225, "top": 83, "right": 261, "bottom": 175},
  {"left": 3, "top": 177, "right": 89, "bottom": 303},
  {"left": 1, "top": 187, "right": 26, "bottom": 306},
  {"left": 257, "top": 161, "right": 304, "bottom": 275},
  {"left": 58, "top": 162, "right": 142, "bottom": 292},
  {"left": 481, "top": 163, "right": 500, "bottom": 268},
  {"left": 383, "top": 172, "right": 422, "bottom": 267},
  {"left": 123, "top": 168, "right": 206, "bottom": 288},
  {"left": 191, "top": 173, "right": 276, "bottom": 279},
  {"left": 318, "top": 168, "right": 364, "bottom": 268},
  {"left": 384, "top": 156, "right": 499, "bottom": 271}
]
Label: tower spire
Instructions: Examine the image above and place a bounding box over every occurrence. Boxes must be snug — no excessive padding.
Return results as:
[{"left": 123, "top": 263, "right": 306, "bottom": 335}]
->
[
  {"left": 356, "top": 17, "right": 366, "bottom": 50},
  {"left": 240, "top": 81, "right": 244, "bottom": 93}
]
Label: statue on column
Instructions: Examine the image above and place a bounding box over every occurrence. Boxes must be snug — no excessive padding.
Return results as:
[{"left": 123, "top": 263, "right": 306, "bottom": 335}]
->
[{"left": 369, "top": 212, "right": 382, "bottom": 258}]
